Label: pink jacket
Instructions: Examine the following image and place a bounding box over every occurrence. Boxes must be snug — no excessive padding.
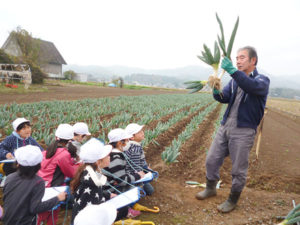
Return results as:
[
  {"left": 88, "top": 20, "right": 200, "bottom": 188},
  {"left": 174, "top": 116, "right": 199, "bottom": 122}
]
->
[{"left": 38, "top": 147, "right": 79, "bottom": 187}]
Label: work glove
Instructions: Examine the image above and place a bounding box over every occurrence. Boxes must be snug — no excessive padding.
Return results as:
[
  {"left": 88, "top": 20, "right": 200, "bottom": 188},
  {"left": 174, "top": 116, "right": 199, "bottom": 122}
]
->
[
  {"left": 221, "top": 57, "right": 238, "bottom": 75},
  {"left": 213, "top": 88, "right": 221, "bottom": 95}
]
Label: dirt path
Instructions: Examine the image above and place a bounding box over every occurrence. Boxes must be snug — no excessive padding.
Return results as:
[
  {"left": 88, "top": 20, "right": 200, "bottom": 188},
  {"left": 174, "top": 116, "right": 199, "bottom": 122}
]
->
[{"left": 247, "top": 109, "right": 300, "bottom": 194}]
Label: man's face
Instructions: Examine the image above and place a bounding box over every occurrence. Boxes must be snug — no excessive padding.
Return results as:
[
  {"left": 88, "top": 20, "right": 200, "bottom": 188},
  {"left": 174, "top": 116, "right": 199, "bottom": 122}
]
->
[{"left": 236, "top": 50, "right": 256, "bottom": 75}]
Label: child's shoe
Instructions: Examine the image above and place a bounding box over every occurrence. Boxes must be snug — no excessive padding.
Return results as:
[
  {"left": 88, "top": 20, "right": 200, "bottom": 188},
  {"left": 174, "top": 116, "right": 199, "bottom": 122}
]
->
[{"left": 127, "top": 207, "right": 141, "bottom": 218}]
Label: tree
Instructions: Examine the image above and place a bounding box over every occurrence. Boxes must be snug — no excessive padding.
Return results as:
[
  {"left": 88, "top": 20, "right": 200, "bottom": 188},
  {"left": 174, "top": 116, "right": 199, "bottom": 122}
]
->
[
  {"left": 0, "top": 49, "right": 13, "bottom": 63},
  {"left": 9, "top": 27, "right": 46, "bottom": 83},
  {"left": 119, "top": 77, "right": 124, "bottom": 88},
  {"left": 111, "top": 77, "right": 124, "bottom": 88},
  {"left": 63, "top": 70, "right": 77, "bottom": 80}
]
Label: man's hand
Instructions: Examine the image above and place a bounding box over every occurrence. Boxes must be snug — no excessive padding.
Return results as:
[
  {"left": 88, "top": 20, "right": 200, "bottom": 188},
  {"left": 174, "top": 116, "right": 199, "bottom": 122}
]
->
[
  {"left": 221, "top": 57, "right": 237, "bottom": 75},
  {"left": 6, "top": 153, "right": 14, "bottom": 159},
  {"left": 213, "top": 88, "right": 221, "bottom": 95}
]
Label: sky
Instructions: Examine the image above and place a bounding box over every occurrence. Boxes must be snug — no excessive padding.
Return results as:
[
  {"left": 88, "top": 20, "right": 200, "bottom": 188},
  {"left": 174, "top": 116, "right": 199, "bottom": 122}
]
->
[{"left": 1, "top": 0, "right": 300, "bottom": 76}]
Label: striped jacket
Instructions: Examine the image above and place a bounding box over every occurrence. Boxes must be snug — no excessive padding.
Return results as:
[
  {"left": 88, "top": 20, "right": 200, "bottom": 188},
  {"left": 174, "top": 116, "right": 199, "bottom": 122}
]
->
[
  {"left": 124, "top": 141, "right": 148, "bottom": 174},
  {"left": 103, "top": 148, "right": 141, "bottom": 193}
]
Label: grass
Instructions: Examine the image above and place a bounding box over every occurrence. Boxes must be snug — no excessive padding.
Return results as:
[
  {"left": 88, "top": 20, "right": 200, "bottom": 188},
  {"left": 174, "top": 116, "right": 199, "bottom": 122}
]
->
[
  {"left": 59, "top": 79, "right": 104, "bottom": 87},
  {"left": 0, "top": 83, "right": 48, "bottom": 93},
  {"left": 0, "top": 79, "right": 185, "bottom": 95}
]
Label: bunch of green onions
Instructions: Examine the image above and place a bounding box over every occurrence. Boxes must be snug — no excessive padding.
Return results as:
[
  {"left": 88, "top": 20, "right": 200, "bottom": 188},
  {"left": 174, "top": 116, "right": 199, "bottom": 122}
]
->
[
  {"left": 277, "top": 204, "right": 300, "bottom": 225},
  {"left": 185, "top": 13, "right": 239, "bottom": 93}
]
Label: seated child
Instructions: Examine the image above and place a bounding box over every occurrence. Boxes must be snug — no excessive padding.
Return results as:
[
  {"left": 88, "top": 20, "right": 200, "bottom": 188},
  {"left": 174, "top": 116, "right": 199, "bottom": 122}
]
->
[
  {"left": 0, "top": 118, "right": 43, "bottom": 175},
  {"left": 2, "top": 145, "right": 66, "bottom": 225},
  {"left": 104, "top": 128, "right": 145, "bottom": 218},
  {"left": 71, "top": 122, "right": 91, "bottom": 157},
  {"left": 70, "top": 138, "right": 114, "bottom": 223},
  {"left": 74, "top": 202, "right": 117, "bottom": 225},
  {"left": 37, "top": 123, "right": 79, "bottom": 225},
  {"left": 125, "top": 123, "right": 154, "bottom": 195}
]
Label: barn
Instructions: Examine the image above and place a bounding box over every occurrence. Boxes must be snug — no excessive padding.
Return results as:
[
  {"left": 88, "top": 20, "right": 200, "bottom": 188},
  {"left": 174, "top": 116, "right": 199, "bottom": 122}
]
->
[{"left": 1, "top": 33, "right": 67, "bottom": 79}]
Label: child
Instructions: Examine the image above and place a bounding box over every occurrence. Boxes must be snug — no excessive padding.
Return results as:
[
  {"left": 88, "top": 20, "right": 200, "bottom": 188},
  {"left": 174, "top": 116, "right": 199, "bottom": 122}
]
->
[
  {"left": 37, "top": 123, "right": 79, "bottom": 225},
  {"left": 71, "top": 122, "right": 91, "bottom": 157},
  {"left": 74, "top": 202, "right": 117, "bottom": 225},
  {"left": 0, "top": 118, "right": 43, "bottom": 175},
  {"left": 70, "top": 138, "right": 113, "bottom": 223},
  {"left": 104, "top": 128, "right": 145, "bottom": 218},
  {"left": 125, "top": 123, "right": 154, "bottom": 195},
  {"left": 3, "top": 145, "right": 66, "bottom": 225}
]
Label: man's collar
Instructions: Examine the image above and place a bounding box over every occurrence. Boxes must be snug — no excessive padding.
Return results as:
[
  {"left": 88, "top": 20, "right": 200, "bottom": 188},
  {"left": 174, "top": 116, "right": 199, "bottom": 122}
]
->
[{"left": 249, "top": 68, "right": 258, "bottom": 77}]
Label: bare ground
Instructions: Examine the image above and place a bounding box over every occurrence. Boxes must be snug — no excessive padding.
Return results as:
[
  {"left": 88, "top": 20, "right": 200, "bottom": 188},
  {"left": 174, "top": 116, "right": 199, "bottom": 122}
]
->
[{"left": 0, "top": 84, "right": 299, "bottom": 225}]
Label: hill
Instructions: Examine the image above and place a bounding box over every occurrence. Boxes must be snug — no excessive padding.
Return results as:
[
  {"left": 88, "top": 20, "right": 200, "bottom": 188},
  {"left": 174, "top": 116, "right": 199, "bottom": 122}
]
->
[{"left": 63, "top": 64, "right": 300, "bottom": 98}]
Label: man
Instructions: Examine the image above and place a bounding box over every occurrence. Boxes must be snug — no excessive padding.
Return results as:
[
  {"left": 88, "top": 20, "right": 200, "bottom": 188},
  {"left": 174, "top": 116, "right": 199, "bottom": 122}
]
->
[{"left": 196, "top": 46, "right": 270, "bottom": 213}]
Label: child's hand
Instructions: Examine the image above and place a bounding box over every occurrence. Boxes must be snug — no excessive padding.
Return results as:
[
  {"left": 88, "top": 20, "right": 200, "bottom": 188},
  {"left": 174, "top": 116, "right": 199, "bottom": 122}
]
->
[
  {"left": 137, "top": 171, "right": 145, "bottom": 178},
  {"left": 57, "top": 192, "right": 67, "bottom": 201},
  {"left": 110, "top": 193, "right": 117, "bottom": 198},
  {"left": 6, "top": 153, "right": 14, "bottom": 159}
]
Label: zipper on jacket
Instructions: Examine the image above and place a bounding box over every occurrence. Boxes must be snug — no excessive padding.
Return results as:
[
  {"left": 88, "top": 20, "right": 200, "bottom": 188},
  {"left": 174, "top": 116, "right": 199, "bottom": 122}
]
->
[{"left": 244, "top": 93, "right": 248, "bottom": 102}]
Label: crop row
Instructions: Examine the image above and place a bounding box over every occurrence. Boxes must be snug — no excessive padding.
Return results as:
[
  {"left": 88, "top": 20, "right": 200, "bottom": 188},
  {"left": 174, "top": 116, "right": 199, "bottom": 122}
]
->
[
  {"left": 161, "top": 101, "right": 218, "bottom": 163},
  {"left": 0, "top": 94, "right": 213, "bottom": 146}
]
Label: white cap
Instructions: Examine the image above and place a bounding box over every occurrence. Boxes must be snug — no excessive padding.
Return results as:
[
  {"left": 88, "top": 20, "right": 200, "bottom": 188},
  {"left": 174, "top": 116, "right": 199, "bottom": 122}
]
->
[
  {"left": 55, "top": 124, "right": 74, "bottom": 140},
  {"left": 108, "top": 128, "right": 132, "bottom": 143},
  {"left": 74, "top": 202, "right": 117, "bottom": 225},
  {"left": 80, "top": 138, "right": 112, "bottom": 163},
  {"left": 125, "top": 123, "right": 144, "bottom": 136},
  {"left": 73, "top": 122, "right": 91, "bottom": 135},
  {"left": 15, "top": 145, "right": 43, "bottom": 166},
  {"left": 12, "top": 118, "right": 30, "bottom": 131}
]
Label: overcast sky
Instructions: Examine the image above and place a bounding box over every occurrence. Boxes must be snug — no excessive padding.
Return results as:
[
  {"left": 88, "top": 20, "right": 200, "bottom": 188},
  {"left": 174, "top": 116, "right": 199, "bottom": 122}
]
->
[{"left": 1, "top": 0, "right": 299, "bottom": 76}]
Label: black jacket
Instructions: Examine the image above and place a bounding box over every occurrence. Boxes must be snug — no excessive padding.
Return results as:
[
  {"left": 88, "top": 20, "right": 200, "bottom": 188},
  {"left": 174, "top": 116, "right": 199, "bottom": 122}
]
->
[
  {"left": 71, "top": 166, "right": 110, "bottom": 223},
  {"left": 3, "top": 172, "right": 59, "bottom": 225}
]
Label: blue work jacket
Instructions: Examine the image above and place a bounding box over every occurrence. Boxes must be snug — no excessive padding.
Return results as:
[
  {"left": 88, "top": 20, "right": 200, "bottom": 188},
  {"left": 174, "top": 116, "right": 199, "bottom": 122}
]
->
[{"left": 213, "top": 68, "right": 270, "bottom": 130}]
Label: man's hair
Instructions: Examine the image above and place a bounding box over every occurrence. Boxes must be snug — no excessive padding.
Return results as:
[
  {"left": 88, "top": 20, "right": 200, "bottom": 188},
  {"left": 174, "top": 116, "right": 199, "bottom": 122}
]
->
[{"left": 238, "top": 46, "right": 258, "bottom": 66}]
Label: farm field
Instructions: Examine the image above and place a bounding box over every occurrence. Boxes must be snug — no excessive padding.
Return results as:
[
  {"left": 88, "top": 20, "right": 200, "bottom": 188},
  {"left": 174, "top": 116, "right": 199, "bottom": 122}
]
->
[
  {"left": 267, "top": 98, "right": 300, "bottom": 122},
  {"left": 0, "top": 84, "right": 300, "bottom": 225}
]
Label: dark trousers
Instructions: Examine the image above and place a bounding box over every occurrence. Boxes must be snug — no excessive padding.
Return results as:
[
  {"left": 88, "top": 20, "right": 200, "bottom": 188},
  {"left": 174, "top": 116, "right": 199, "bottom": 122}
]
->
[{"left": 205, "top": 118, "right": 256, "bottom": 192}]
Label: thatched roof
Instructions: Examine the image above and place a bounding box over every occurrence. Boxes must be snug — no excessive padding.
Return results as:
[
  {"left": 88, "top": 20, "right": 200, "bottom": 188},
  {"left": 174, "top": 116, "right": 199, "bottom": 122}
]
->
[
  {"left": 37, "top": 39, "right": 67, "bottom": 65},
  {"left": 2, "top": 33, "right": 67, "bottom": 65}
]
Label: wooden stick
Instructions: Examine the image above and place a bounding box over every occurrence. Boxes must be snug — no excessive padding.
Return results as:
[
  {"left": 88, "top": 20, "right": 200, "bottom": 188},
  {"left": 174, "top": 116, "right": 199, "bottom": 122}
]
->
[{"left": 256, "top": 107, "right": 268, "bottom": 159}]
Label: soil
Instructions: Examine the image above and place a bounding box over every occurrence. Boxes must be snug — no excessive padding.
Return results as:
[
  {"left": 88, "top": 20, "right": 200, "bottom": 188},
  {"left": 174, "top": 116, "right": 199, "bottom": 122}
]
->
[
  {"left": 0, "top": 83, "right": 300, "bottom": 225},
  {"left": 0, "top": 83, "right": 184, "bottom": 105}
]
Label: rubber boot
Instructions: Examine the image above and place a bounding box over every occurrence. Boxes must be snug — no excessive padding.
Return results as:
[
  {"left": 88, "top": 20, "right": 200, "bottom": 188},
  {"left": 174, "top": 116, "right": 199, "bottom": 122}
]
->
[
  {"left": 217, "top": 191, "right": 241, "bottom": 213},
  {"left": 195, "top": 178, "right": 217, "bottom": 200}
]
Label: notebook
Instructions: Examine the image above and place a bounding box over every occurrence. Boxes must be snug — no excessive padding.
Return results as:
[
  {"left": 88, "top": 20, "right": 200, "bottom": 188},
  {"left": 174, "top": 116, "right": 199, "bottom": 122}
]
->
[
  {"left": 132, "top": 172, "right": 153, "bottom": 184},
  {"left": 106, "top": 187, "right": 140, "bottom": 209},
  {"left": 42, "top": 186, "right": 67, "bottom": 202}
]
